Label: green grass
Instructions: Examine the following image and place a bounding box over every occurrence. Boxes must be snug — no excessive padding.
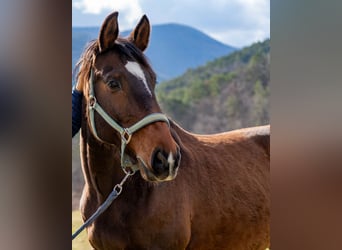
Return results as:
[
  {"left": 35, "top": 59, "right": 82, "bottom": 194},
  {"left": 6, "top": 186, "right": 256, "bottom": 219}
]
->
[{"left": 72, "top": 210, "right": 92, "bottom": 250}]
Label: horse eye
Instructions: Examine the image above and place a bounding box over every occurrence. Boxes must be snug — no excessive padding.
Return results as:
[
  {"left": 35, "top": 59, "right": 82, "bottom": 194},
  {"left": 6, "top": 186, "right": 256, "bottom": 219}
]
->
[{"left": 107, "top": 80, "right": 121, "bottom": 90}]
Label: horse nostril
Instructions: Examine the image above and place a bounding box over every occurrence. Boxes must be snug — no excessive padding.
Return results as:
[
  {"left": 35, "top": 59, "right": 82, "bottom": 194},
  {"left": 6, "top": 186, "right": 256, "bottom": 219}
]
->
[{"left": 152, "top": 149, "right": 169, "bottom": 174}]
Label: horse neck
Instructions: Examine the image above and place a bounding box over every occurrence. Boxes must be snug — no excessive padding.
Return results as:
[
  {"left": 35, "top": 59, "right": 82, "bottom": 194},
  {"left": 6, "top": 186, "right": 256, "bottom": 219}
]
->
[
  {"left": 80, "top": 111, "right": 127, "bottom": 199},
  {"left": 169, "top": 119, "right": 206, "bottom": 167},
  {"left": 169, "top": 120, "right": 196, "bottom": 150}
]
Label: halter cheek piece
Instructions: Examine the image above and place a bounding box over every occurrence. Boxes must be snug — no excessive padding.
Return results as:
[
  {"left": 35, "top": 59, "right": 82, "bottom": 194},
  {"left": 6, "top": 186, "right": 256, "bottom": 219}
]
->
[{"left": 88, "top": 69, "right": 170, "bottom": 174}]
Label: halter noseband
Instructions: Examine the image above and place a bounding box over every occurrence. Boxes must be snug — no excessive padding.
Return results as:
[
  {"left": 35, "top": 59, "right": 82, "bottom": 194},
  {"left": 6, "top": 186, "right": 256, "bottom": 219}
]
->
[{"left": 88, "top": 69, "right": 170, "bottom": 174}]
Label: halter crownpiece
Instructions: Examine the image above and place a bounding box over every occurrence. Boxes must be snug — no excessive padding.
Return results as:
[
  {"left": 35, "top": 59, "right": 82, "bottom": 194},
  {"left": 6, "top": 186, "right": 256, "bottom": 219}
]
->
[{"left": 88, "top": 69, "right": 170, "bottom": 174}]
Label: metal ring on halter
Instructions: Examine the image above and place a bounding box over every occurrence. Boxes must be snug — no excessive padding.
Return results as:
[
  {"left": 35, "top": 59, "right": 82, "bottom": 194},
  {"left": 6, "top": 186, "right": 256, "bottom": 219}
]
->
[
  {"left": 121, "top": 128, "right": 132, "bottom": 144},
  {"left": 122, "top": 165, "right": 137, "bottom": 175},
  {"left": 89, "top": 96, "right": 97, "bottom": 109}
]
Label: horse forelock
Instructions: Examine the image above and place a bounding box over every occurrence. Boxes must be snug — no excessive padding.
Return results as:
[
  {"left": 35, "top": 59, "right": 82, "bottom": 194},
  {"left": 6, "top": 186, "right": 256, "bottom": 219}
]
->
[{"left": 75, "top": 38, "right": 156, "bottom": 96}]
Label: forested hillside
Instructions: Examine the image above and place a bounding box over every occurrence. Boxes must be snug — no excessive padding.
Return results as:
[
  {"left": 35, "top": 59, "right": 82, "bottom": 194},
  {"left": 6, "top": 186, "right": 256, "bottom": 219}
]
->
[{"left": 156, "top": 39, "right": 270, "bottom": 133}]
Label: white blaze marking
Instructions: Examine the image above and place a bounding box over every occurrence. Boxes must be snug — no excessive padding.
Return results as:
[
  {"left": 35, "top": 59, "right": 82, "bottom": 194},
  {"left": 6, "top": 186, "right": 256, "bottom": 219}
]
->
[
  {"left": 167, "top": 152, "right": 175, "bottom": 169},
  {"left": 125, "top": 61, "right": 152, "bottom": 96}
]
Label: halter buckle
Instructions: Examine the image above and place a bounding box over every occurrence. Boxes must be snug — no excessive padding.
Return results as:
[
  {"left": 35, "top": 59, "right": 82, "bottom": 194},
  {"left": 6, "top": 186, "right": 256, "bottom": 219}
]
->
[{"left": 89, "top": 96, "right": 97, "bottom": 109}]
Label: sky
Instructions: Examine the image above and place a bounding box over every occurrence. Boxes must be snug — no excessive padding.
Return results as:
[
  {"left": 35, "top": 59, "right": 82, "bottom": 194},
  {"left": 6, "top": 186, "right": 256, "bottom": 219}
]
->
[{"left": 72, "top": 0, "right": 269, "bottom": 48}]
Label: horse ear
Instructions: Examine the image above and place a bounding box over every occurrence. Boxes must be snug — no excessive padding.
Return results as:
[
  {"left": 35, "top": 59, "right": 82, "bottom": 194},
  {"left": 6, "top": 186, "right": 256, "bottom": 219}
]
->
[
  {"left": 98, "top": 12, "right": 119, "bottom": 52},
  {"left": 128, "top": 15, "right": 150, "bottom": 51}
]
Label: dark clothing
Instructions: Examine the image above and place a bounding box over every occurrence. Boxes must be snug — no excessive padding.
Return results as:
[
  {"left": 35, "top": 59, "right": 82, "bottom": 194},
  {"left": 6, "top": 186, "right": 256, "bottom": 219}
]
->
[{"left": 72, "top": 89, "right": 83, "bottom": 137}]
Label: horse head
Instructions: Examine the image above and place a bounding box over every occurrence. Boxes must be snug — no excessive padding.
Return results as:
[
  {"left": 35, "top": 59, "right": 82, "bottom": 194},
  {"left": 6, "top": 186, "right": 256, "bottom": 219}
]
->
[{"left": 77, "top": 12, "right": 181, "bottom": 182}]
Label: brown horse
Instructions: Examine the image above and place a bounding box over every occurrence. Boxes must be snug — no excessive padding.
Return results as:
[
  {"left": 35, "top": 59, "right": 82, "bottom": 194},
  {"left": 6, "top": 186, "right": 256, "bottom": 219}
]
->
[{"left": 76, "top": 11, "right": 270, "bottom": 250}]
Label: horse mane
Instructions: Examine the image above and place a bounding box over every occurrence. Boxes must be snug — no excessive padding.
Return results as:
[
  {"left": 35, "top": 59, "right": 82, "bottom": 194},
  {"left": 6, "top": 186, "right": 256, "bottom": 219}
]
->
[{"left": 74, "top": 38, "right": 156, "bottom": 91}]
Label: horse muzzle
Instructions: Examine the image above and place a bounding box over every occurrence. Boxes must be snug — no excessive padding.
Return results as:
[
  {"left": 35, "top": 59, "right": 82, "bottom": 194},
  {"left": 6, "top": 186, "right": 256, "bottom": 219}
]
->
[{"left": 137, "top": 146, "right": 181, "bottom": 182}]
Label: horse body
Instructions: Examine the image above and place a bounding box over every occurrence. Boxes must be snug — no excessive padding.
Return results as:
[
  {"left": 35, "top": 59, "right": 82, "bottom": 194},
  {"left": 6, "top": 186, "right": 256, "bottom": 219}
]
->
[
  {"left": 76, "top": 11, "right": 269, "bottom": 250},
  {"left": 178, "top": 124, "right": 269, "bottom": 250},
  {"left": 80, "top": 121, "right": 269, "bottom": 249}
]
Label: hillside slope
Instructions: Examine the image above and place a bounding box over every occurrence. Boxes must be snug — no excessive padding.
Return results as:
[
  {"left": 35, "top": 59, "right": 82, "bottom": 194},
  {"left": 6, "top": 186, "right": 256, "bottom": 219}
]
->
[
  {"left": 144, "top": 23, "right": 235, "bottom": 80},
  {"left": 157, "top": 39, "right": 270, "bottom": 133}
]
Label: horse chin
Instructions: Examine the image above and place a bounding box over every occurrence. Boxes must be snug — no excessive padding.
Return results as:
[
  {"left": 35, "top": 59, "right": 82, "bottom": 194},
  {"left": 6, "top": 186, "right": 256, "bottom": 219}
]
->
[{"left": 137, "top": 156, "right": 177, "bottom": 183}]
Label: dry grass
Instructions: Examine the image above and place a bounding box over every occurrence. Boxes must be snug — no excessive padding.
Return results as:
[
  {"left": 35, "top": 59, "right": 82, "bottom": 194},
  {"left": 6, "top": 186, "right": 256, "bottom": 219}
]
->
[{"left": 72, "top": 210, "right": 92, "bottom": 250}]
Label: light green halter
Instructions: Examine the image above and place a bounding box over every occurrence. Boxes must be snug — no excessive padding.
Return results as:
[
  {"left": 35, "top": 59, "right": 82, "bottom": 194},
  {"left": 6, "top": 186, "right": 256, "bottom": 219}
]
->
[{"left": 88, "top": 69, "right": 170, "bottom": 174}]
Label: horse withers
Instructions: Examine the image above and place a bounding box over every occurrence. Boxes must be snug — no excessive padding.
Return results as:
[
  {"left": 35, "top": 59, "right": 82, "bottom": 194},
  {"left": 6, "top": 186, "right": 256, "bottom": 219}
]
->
[{"left": 75, "top": 11, "right": 270, "bottom": 250}]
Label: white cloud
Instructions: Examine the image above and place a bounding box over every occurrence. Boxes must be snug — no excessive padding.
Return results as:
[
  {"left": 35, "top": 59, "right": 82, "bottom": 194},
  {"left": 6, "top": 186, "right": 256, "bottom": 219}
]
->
[
  {"left": 72, "top": 0, "right": 269, "bottom": 47},
  {"left": 139, "top": 0, "right": 269, "bottom": 46},
  {"left": 72, "top": 0, "right": 143, "bottom": 29},
  {"left": 201, "top": 0, "right": 270, "bottom": 47}
]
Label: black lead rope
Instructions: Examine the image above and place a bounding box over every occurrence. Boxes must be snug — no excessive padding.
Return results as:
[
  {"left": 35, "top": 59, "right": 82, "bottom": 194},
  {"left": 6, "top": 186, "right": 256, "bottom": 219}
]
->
[{"left": 72, "top": 171, "right": 134, "bottom": 240}]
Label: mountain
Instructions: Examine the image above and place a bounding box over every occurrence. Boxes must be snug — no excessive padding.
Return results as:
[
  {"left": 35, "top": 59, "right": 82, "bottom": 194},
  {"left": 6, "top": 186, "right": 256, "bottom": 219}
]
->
[
  {"left": 142, "top": 24, "right": 236, "bottom": 81},
  {"left": 72, "top": 27, "right": 99, "bottom": 70},
  {"left": 72, "top": 24, "right": 236, "bottom": 81},
  {"left": 156, "top": 39, "right": 270, "bottom": 134}
]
